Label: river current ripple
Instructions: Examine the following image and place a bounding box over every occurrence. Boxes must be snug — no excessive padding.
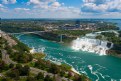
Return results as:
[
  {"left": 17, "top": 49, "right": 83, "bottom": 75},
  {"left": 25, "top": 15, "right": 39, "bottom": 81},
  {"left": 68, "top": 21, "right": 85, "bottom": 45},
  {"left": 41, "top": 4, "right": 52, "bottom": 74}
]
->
[{"left": 15, "top": 34, "right": 121, "bottom": 81}]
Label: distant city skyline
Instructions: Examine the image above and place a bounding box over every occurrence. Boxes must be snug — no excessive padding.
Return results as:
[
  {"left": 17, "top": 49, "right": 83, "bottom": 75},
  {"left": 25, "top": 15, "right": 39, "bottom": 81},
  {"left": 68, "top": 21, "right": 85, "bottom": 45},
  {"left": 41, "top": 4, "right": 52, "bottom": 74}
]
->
[{"left": 0, "top": 0, "right": 121, "bottom": 18}]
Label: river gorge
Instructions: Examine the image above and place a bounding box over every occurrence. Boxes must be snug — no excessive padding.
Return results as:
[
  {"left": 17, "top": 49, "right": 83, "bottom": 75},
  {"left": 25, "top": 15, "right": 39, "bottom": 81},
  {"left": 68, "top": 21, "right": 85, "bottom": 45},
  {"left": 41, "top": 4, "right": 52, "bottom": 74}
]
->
[{"left": 14, "top": 33, "right": 121, "bottom": 81}]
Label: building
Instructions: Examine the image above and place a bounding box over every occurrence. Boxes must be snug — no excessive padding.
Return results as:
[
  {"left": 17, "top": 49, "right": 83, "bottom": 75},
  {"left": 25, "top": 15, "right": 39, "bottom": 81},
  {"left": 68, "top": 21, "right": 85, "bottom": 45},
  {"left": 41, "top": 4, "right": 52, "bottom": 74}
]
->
[
  {"left": 59, "top": 24, "right": 81, "bottom": 30},
  {"left": 75, "top": 20, "right": 80, "bottom": 28}
]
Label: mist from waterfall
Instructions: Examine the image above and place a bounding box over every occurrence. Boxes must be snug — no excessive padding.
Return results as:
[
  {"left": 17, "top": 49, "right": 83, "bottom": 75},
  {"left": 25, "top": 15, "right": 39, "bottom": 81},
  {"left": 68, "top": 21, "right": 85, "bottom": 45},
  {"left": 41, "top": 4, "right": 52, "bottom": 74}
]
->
[{"left": 71, "top": 37, "right": 113, "bottom": 55}]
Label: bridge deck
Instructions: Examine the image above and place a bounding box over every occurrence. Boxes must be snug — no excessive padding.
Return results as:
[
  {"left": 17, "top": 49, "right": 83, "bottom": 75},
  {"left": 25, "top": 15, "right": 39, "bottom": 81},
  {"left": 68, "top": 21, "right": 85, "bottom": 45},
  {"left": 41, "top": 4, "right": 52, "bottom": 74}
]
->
[{"left": 8, "top": 31, "right": 45, "bottom": 34}]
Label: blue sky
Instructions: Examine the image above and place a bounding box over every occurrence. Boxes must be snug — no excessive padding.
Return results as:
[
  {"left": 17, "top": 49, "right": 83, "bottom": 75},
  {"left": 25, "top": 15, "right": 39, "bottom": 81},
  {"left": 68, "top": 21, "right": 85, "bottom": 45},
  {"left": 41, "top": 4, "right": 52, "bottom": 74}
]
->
[{"left": 0, "top": 0, "right": 121, "bottom": 18}]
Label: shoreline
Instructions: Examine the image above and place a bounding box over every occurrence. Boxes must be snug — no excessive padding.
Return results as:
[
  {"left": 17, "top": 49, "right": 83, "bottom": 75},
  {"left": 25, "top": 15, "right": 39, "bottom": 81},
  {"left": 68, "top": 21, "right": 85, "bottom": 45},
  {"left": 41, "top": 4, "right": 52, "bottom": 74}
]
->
[
  {"left": 71, "top": 68, "right": 81, "bottom": 75},
  {"left": 29, "top": 48, "right": 81, "bottom": 76},
  {"left": 31, "top": 33, "right": 121, "bottom": 57}
]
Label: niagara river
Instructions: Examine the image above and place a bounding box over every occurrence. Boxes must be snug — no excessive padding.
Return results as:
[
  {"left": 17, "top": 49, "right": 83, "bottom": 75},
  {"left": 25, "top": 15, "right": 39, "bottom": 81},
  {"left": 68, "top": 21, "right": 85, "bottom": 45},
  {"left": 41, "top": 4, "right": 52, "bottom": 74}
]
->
[{"left": 14, "top": 34, "right": 121, "bottom": 81}]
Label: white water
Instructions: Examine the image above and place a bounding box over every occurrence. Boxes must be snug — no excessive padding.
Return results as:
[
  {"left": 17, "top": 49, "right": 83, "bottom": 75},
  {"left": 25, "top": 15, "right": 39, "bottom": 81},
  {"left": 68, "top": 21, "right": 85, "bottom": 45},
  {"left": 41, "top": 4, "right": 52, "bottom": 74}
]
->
[
  {"left": 15, "top": 33, "right": 121, "bottom": 81},
  {"left": 30, "top": 47, "right": 36, "bottom": 54},
  {"left": 72, "top": 37, "right": 113, "bottom": 55}
]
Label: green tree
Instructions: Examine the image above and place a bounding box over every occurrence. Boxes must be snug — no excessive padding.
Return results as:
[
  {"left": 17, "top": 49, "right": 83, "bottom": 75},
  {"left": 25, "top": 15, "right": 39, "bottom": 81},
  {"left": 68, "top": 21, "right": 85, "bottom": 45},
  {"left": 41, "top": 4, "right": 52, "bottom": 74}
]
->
[
  {"left": 0, "top": 50, "right": 2, "bottom": 59},
  {"left": 6, "top": 69, "right": 20, "bottom": 80},
  {"left": 26, "top": 76, "right": 37, "bottom": 81},
  {"left": 44, "top": 75, "right": 54, "bottom": 81},
  {"left": 36, "top": 72, "right": 44, "bottom": 80},
  {"left": 9, "top": 63, "right": 14, "bottom": 68},
  {"left": 96, "top": 35, "right": 102, "bottom": 40},
  {"left": 49, "top": 64, "right": 60, "bottom": 74},
  {"left": 15, "top": 64, "right": 22, "bottom": 70},
  {"left": 0, "top": 60, "right": 9, "bottom": 72},
  {"left": 20, "top": 65, "right": 30, "bottom": 76}
]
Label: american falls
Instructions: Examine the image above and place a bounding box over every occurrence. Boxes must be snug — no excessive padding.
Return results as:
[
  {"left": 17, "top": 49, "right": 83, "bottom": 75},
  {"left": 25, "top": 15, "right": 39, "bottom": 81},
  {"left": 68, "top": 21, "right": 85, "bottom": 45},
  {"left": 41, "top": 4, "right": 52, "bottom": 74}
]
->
[{"left": 71, "top": 37, "right": 113, "bottom": 55}]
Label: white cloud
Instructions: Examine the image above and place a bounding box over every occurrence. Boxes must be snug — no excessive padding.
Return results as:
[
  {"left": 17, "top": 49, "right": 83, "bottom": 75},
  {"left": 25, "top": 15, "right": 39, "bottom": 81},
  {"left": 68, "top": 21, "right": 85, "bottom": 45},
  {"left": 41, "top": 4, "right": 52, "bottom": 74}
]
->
[
  {"left": 27, "top": 0, "right": 55, "bottom": 5},
  {"left": 0, "top": 4, "right": 4, "bottom": 7},
  {"left": 106, "top": 0, "right": 121, "bottom": 12},
  {"left": 0, "top": 0, "right": 81, "bottom": 18},
  {"left": 83, "top": 0, "right": 109, "bottom": 4},
  {"left": 82, "top": 3, "right": 108, "bottom": 12},
  {"left": 0, "top": 4, "right": 7, "bottom": 12},
  {"left": 2, "top": 0, "right": 16, "bottom": 4},
  {"left": 14, "top": 8, "right": 30, "bottom": 11},
  {"left": 27, "top": 0, "right": 58, "bottom": 9},
  {"left": 51, "top": 2, "right": 61, "bottom": 8},
  {"left": 102, "top": 12, "right": 121, "bottom": 18},
  {"left": 27, "top": 0, "right": 81, "bottom": 17},
  {"left": 81, "top": 0, "right": 121, "bottom": 13},
  {"left": 27, "top": 0, "right": 41, "bottom": 5}
]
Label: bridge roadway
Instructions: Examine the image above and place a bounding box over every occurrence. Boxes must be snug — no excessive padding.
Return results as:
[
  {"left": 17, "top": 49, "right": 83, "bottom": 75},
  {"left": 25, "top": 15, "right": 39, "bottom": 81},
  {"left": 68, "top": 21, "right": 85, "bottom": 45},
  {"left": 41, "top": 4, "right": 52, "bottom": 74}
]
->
[
  {"left": 8, "top": 31, "right": 45, "bottom": 34},
  {"left": 8, "top": 31, "right": 45, "bottom": 35}
]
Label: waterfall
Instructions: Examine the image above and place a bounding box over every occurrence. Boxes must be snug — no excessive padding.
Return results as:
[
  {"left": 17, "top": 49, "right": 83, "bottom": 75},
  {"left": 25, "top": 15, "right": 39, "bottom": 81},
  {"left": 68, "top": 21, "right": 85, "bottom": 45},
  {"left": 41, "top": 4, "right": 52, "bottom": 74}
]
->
[{"left": 71, "top": 37, "right": 113, "bottom": 55}]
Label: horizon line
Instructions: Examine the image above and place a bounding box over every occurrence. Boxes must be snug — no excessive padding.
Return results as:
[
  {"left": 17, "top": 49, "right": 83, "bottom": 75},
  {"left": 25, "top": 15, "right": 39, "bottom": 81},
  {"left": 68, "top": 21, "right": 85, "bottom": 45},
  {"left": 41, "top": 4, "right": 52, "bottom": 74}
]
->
[{"left": 1, "top": 18, "right": 121, "bottom": 20}]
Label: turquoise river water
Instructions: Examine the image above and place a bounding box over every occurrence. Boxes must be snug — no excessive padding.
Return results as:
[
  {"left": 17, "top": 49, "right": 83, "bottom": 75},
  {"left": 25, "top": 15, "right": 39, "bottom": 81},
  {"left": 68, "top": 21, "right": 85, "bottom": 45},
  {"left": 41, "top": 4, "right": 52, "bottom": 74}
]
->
[{"left": 15, "top": 34, "right": 121, "bottom": 81}]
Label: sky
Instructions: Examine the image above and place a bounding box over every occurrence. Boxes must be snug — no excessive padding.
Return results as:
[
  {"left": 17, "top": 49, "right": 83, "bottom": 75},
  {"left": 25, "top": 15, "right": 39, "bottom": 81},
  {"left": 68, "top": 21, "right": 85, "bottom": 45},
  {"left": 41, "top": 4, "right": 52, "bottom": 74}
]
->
[{"left": 0, "top": 0, "right": 121, "bottom": 18}]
